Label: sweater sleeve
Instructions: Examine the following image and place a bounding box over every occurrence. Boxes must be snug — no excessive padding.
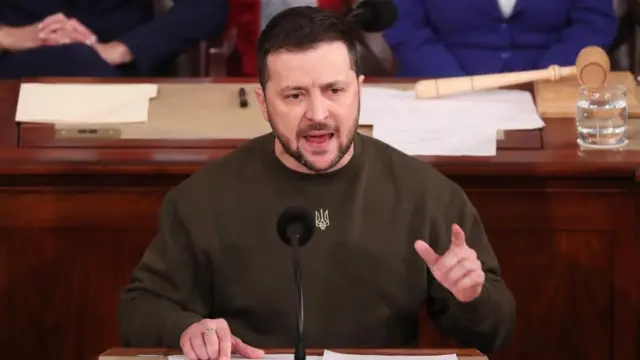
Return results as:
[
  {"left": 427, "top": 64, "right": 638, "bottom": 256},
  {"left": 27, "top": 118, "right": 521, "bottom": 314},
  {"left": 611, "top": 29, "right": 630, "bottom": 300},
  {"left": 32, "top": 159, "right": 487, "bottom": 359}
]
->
[
  {"left": 116, "top": 0, "right": 228, "bottom": 74},
  {"left": 118, "top": 190, "right": 212, "bottom": 348},
  {"left": 536, "top": 0, "right": 617, "bottom": 68},
  {"left": 426, "top": 186, "right": 516, "bottom": 354},
  {"left": 382, "top": 0, "right": 466, "bottom": 78}
]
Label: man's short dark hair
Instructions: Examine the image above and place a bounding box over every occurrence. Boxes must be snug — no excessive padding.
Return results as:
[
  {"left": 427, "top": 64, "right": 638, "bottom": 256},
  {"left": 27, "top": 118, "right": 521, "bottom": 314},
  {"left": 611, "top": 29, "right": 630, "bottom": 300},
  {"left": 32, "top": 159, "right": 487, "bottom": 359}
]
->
[{"left": 257, "top": 6, "right": 361, "bottom": 89}]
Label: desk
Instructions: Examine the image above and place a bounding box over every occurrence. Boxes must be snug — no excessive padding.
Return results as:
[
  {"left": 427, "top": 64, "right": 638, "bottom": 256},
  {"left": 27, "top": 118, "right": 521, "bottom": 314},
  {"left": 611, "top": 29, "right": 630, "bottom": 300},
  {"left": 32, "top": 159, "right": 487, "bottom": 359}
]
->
[
  {"left": 0, "top": 78, "right": 637, "bottom": 360},
  {"left": 97, "top": 348, "right": 486, "bottom": 360}
]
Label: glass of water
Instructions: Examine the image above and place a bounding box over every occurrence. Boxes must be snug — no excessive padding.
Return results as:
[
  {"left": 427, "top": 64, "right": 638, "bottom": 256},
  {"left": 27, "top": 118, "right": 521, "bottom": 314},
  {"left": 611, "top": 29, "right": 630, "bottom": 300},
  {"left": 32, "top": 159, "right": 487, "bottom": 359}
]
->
[{"left": 576, "top": 84, "right": 628, "bottom": 148}]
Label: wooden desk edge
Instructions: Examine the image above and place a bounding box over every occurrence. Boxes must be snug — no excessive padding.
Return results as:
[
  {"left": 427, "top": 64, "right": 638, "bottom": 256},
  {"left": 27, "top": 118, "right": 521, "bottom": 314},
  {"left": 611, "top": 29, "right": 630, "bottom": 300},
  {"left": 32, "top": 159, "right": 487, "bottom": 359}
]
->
[{"left": 99, "top": 348, "right": 484, "bottom": 357}]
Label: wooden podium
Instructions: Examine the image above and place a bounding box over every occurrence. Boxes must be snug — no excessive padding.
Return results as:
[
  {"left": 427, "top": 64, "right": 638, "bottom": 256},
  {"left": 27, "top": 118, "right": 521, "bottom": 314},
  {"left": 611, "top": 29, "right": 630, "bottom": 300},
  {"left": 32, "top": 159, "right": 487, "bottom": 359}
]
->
[
  {"left": 0, "top": 77, "right": 638, "bottom": 360},
  {"left": 97, "top": 348, "right": 487, "bottom": 360}
]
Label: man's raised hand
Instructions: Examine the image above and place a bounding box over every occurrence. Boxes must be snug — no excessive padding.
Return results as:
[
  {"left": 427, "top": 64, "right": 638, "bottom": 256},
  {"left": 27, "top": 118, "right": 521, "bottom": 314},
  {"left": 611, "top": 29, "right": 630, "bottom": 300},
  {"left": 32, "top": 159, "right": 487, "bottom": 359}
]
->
[{"left": 414, "top": 224, "right": 485, "bottom": 303}]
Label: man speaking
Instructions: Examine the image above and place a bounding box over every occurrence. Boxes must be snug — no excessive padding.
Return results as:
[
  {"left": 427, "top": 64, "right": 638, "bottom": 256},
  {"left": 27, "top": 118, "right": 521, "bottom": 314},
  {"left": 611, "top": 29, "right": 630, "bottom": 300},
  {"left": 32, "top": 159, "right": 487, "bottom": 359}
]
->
[{"left": 118, "top": 6, "right": 516, "bottom": 360}]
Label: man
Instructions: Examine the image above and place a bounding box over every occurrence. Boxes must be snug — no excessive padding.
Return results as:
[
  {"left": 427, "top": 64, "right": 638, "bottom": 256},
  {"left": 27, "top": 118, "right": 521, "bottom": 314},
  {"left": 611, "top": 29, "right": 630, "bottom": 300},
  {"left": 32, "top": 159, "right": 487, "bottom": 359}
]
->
[
  {"left": 118, "top": 6, "right": 516, "bottom": 360},
  {"left": 0, "top": 0, "right": 227, "bottom": 78}
]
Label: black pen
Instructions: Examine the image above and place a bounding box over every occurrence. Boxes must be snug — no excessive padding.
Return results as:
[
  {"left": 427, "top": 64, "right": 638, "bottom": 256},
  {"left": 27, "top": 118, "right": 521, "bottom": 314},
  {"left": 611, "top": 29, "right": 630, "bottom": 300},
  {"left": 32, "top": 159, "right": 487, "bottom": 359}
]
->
[{"left": 239, "top": 87, "right": 248, "bottom": 108}]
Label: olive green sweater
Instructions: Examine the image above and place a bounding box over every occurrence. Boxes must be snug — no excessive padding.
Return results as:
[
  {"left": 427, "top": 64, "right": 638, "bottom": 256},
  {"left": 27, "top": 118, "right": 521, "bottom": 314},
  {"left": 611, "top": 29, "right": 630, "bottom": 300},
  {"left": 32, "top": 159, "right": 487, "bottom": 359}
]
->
[{"left": 118, "top": 133, "right": 515, "bottom": 354}]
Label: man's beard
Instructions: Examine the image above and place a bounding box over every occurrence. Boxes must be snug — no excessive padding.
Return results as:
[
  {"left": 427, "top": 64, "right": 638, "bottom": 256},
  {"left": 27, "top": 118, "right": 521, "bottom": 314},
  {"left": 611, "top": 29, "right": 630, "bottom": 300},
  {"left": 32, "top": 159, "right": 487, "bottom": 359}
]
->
[{"left": 268, "top": 108, "right": 359, "bottom": 173}]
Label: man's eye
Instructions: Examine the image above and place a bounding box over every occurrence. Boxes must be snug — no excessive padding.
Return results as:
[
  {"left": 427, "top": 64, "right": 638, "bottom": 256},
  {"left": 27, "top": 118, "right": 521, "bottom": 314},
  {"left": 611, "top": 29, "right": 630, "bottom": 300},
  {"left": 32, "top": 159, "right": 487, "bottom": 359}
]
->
[
  {"left": 330, "top": 88, "right": 343, "bottom": 94},
  {"left": 286, "top": 93, "right": 301, "bottom": 99}
]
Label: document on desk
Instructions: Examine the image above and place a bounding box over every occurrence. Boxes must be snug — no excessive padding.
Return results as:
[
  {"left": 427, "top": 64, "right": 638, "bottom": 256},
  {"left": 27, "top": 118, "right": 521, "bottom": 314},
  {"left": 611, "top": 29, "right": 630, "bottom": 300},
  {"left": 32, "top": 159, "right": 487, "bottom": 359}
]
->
[
  {"left": 323, "top": 350, "right": 457, "bottom": 360},
  {"left": 168, "top": 355, "right": 323, "bottom": 360},
  {"left": 360, "top": 86, "right": 545, "bottom": 156},
  {"left": 15, "top": 83, "right": 158, "bottom": 124}
]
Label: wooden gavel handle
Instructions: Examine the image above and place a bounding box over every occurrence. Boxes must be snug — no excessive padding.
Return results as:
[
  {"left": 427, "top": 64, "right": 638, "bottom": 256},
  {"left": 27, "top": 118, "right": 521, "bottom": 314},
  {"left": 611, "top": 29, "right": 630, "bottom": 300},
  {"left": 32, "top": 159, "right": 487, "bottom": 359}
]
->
[{"left": 414, "top": 65, "right": 577, "bottom": 99}]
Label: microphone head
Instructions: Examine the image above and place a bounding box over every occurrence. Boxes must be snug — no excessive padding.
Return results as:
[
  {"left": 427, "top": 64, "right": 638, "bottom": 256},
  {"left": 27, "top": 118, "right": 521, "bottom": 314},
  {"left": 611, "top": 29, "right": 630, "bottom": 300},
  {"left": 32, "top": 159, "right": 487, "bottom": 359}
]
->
[
  {"left": 349, "top": 0, "right": 398, "bottom": 32},
  {"left": 276, "top": 206, "right": 315, "bottom": 247}
]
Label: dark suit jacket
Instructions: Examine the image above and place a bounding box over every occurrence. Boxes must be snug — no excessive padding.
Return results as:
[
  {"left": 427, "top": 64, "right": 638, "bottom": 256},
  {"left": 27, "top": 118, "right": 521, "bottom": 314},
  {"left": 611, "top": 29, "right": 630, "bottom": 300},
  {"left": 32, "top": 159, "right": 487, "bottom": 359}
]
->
[
  {"left": 0, "top": 0, "right": 228, "bottom": 75},
  {"left": 383, "top": 0, "right": 618, "bottom": 78}
]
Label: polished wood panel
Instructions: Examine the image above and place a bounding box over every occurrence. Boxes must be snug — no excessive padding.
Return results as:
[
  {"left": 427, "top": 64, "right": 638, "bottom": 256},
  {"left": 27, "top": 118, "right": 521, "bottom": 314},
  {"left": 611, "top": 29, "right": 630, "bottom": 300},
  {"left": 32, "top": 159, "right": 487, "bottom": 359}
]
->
[
  {"left": 0, "top": 78, "right": 638, "bottom": 360},
  {"left": 98, "top": 347, "right": 485, "bottom": 360},
  {"left": 0, "top": 80, "right": 19, "bottom": 148}
]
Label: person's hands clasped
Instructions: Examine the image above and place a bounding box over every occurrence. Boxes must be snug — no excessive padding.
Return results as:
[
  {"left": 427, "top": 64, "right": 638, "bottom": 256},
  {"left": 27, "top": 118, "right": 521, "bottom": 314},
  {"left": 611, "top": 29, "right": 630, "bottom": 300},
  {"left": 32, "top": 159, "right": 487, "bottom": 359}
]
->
[
  {"left": 38, "top": 13, "right": 97, "bottom": 45},
  {"left": 180, "top": 318, "right": 265, "bottom": 360},
  {"left": 0, "top": 13, "right": 96, "bottom": 52},
  {"left": 414, "top": 224, "right": 485, "bottom": 303}
]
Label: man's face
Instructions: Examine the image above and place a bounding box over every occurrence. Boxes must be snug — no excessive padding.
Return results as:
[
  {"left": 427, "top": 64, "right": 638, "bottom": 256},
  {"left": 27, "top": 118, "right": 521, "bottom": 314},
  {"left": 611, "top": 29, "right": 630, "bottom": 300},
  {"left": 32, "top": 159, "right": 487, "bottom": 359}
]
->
[{"left": 255, "top": 41, "right": 364, "bottom": 173}]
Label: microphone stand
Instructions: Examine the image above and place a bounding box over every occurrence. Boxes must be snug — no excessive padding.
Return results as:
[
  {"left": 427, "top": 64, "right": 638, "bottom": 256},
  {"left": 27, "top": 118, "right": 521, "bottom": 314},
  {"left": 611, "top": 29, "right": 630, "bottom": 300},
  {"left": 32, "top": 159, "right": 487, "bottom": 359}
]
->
[{"left": 291, "top": 235, "right": 306, "bottom": 360}]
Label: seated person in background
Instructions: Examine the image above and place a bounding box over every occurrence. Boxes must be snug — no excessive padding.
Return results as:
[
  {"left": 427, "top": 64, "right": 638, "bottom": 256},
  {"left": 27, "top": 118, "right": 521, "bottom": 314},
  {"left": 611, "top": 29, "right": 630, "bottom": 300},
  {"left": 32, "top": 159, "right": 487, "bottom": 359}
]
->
[
  {"left": 228, "top": 0, "right": 353, "bottom": 76},
  {"left": 118, "top": 6, "right": 516, "bottom": 360},
  {"left": 0, "top": 0, "right": 228, "bottom": 78},
  {"left": 383, "top": 0, "right": 618, "bottom": 78}
]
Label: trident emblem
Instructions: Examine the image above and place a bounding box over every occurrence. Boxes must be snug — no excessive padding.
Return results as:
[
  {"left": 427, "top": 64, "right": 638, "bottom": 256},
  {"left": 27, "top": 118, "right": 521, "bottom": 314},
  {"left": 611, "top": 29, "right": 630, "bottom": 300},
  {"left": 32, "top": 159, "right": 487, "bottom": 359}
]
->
[{"left": 315, "top": 209, "right": 330, "bottom": 230}]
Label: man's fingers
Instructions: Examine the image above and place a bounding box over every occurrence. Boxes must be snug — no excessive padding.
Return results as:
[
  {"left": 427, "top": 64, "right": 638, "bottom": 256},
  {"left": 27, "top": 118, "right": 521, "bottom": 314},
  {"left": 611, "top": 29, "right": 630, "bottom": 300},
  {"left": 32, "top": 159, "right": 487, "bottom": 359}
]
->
[
  {"left": 203, "top": 329, "right": 219, "bottom": 359},
  {"left": 414, "top": 240, "right": 439, "bottom": 268},
  {"left": 216, "top": 325, "right": 233, "bottom": 360},
  {"left": 182, "top": 337, "right": 199, "bottom": 360},
  {"left": 233, "top": 337, "right": 265, "bottom": 359},
  {"left": 442, "top": 257, "right": 473, "bottom": 286},
  {"left": 453, "top": 267, "right": 485, "bottom": 291},
  {"left": 451, "top": 224, "right": 466, "bottom": 248},
  {"left": 190, "top": 332, "right": 209, "bottom": 360}
]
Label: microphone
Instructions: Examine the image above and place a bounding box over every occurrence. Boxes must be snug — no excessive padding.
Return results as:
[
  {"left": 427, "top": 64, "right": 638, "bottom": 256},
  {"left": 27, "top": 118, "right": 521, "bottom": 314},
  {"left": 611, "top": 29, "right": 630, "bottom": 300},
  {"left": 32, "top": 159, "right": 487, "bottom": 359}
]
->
[
  {"left": 276, "top": 207, "right": 315, "bottom": 360},
  {"left": 345, "top": 0, "right": 398, "bottom": 32}
]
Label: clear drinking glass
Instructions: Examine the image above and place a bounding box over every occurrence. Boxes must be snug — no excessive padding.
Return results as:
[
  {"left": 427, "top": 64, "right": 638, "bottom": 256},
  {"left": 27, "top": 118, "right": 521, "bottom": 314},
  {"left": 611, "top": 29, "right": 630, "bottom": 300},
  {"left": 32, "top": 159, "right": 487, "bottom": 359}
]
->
[{"left": 576, "top": 84, "right": 628, "bottom": 148}]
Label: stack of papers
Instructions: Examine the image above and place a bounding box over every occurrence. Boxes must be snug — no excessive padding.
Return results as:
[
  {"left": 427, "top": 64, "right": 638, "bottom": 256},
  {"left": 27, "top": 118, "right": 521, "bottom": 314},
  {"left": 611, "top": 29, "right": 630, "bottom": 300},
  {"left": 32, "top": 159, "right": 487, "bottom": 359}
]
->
[
  {"left": 168, "top": 350, "right": 457, "bottom": 360},
  {"left": 360, "top": 87, "right": 545, "bottom": 156},
  {"left": 15, "top": 83, "right": 158, "bottom": 124}
]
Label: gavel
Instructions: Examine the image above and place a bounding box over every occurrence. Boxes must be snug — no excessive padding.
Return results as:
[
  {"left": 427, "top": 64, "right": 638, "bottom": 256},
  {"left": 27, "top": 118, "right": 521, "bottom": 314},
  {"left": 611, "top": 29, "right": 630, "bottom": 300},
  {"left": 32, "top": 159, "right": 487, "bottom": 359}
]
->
[{"left": 414, "top": 46, "right": 611, "bottom": 99}]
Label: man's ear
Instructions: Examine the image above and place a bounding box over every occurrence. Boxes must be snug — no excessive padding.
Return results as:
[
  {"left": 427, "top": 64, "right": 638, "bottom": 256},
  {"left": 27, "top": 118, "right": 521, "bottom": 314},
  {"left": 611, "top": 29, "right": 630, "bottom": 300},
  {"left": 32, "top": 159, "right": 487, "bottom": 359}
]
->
[
  {"left": 254, "top": 87, "right": 268, "bottom": 121},
  {"left": 358, "top": 75, "right": 365, "bottom": 88}
]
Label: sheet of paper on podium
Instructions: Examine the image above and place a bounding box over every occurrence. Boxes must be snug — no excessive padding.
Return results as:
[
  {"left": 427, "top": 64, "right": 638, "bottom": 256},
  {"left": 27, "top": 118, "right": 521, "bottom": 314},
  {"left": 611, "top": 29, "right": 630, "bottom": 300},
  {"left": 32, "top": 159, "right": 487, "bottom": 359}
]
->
[
  {"left": 167, "top": 355, "right": 323, "bottom": 360},
  {"left": 360, "top": 86, "right": 545, "bottom": 156},
  {"left": 15, "top": 83, "right": 158, "bottom": 124},
  {"left": 323, "top": 350, "right": 457, "bottom": 360},
  {"left": 168, "top": 350, "right": 457, "bottom": 360}
]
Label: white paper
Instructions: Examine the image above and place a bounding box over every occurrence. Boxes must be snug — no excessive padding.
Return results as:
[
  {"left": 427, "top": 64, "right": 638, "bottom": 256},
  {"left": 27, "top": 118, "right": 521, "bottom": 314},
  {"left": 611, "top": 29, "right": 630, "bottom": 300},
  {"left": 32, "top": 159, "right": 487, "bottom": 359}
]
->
[
  {"left": 323, "top": 350, "right": 458, "bottom": 360},
  {"left": 168, "top": 355, "right": 323, "bottom": 360},
  {"left": 15, "top": 83, "right": 158, "bottom": 124},
  {"left": 360, "top": 86, "right": 544, "bottom": 156},
  {"left": 360, "top": 86, "right": 545, "bottom": 130},
  {"left": 373, "top": 121, "right": 497, "bottom": 156}
]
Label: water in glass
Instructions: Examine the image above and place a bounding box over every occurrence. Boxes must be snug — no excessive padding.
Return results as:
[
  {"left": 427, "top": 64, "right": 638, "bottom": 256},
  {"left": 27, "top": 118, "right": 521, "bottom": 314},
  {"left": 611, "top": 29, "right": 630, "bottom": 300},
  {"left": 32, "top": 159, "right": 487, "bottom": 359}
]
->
[{"left": 576, "top": 84, "right": 628, "bottom": 148}]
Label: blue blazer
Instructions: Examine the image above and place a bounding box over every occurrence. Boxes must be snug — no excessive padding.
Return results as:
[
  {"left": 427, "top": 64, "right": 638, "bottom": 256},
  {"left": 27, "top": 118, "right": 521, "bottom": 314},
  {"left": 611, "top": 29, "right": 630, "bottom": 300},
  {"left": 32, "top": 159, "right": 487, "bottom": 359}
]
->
[
  {"left": 0, "top": 0, "right": 228, "bottom": 75},
  {"left": 383, "top": 0, "right": 618, "bottom": 78}
]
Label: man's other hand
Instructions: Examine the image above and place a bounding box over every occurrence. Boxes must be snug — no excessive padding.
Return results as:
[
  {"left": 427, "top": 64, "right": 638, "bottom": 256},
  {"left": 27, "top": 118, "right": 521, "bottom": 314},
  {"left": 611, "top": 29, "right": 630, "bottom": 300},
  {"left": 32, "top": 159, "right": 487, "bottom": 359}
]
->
[{"left": 180, "top": 318, "right": 265, "bottom": 360}]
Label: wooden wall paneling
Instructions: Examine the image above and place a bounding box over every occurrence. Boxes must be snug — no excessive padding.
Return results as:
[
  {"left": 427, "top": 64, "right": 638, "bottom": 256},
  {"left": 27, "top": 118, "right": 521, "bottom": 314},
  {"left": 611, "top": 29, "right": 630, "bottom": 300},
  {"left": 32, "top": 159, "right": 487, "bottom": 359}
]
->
[
  {"left": 0, "top": 186, "right": 170, "bottom": 360},
  {"left": 0, "top": 80, "right": 19, "bottom": 148}
]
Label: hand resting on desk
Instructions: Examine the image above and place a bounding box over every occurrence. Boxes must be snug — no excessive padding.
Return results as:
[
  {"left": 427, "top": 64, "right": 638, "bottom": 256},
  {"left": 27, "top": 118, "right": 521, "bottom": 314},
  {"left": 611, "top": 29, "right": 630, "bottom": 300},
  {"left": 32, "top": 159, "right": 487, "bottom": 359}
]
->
[{"left": 181, "top": 318, "right": 265, "bottom": 360}]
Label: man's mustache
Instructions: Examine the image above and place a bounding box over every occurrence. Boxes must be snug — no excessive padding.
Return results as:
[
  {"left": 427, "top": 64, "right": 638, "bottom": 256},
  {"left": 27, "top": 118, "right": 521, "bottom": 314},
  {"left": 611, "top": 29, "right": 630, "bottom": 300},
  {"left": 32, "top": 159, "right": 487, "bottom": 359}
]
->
[{"left": 298, "top": 122, "right": 338, "bottom": 136}]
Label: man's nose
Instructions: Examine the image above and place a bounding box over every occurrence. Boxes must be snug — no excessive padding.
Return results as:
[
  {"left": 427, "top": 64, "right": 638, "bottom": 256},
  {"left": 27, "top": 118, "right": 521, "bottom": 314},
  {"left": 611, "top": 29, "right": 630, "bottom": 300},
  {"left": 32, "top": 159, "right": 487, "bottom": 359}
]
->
[{"left": 304, "top": 94, "right": 329, "bottom": 122}]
